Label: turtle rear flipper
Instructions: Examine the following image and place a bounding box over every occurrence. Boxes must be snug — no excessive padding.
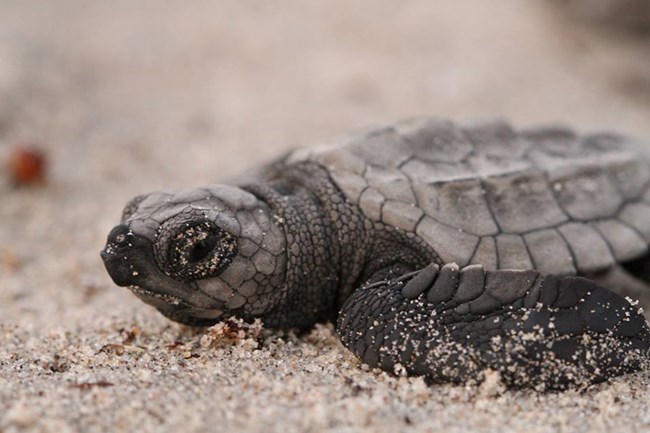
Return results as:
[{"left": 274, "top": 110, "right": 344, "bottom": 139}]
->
[{"left": 336, "top": 264, "right": 650, "bottom": 390}]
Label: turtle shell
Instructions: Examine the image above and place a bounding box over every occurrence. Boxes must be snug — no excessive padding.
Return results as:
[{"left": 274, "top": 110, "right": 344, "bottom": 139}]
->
[{"left": 285, "top": 118, "right": 650, "bottom": 275}]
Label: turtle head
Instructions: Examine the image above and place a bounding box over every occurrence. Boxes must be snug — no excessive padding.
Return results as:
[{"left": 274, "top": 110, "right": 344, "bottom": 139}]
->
[{"left": 100, "top": 185, "right": 287, "bottom": 326}]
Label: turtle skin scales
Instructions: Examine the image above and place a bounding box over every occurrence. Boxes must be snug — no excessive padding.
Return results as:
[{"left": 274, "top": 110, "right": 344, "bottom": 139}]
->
[{"left": 101, "top": 118, "right": 650, "bottom": 390}]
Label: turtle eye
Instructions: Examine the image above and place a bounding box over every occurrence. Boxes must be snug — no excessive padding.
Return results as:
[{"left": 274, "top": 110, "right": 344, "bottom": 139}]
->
[
  {"left": 159, "top": 221, "right": 237, "bottom": 282},
  {"left": 187, "top": 235, "right": 218, "bottom": 263}
]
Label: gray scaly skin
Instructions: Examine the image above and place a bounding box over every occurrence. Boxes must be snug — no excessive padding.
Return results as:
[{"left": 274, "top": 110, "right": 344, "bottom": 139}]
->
[{"left": 101, "top": 118, "right": 650, "bottom": 390}]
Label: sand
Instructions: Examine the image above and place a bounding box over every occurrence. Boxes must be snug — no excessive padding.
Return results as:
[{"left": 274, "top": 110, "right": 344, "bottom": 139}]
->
[{"left": 1, "top": 1, "right": 650, "bottom": 432}]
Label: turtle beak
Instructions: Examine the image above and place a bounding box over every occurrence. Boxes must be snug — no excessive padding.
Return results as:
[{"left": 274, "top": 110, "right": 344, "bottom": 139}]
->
[{"left": 101, "top": 224, "right": 152, "bottom": 287}]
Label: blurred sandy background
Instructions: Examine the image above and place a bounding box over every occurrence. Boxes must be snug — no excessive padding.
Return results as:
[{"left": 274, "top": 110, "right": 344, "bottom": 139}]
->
[{"left": 1, "top": 1, "right": 650, "bottom": 432}]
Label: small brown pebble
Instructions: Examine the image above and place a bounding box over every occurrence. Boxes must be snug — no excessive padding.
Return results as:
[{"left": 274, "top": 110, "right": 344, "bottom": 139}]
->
[
  {"left": 82, "top": 282, "right": 101, "bottom": 301},
  {"left": 120, "top": 326, "right": 142, "bottom": 344},
  {"left": 0, "top": 248, "right": 22, "bottom": 271},
  {"left": 9, "top": 146, "right": 47, "bottom": 186},
  {"left": 70, "top": 381, "right": 114, "bottom": 390},
  {"left": 44, "top": 354, "right": 70, "bottom": 373},
  {"left": 99, "top": 344, "right": 126, "bottom": 356},
  {"left": 98, "top": 343, "right": 145, "bottom": 356},
  {"left": 166, "top": 341, "right": 184, "bottom": 350}
]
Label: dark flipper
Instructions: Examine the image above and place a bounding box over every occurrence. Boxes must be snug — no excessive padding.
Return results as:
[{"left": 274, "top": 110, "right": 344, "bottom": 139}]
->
[{"left": 336, "top": 264, "right": 650, "bottom": 390}]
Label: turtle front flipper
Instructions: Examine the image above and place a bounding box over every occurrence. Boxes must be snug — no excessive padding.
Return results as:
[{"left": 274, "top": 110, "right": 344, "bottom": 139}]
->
[{"left": 336, "top": 264, "right": 650, "bottom": 390}]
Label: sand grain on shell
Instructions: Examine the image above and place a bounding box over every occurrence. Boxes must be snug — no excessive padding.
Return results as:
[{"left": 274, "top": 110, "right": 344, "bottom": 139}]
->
[{"left": 1, "top": 1, "right": 650, "bottom": 432}]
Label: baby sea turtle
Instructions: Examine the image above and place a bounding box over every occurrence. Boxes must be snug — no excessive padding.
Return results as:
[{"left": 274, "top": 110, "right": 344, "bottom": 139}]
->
[{"left": 101, "top": 118, "right": 650, "bottom": 389}]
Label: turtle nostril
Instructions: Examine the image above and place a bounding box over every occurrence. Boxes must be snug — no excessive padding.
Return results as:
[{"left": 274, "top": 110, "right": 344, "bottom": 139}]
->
[{"left": 107, "top": 224, "right": 131, "bottom": 247}]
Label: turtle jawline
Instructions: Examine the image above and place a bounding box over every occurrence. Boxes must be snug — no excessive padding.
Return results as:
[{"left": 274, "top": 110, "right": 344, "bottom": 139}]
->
[
  {"left": 127, "top": 285, "right": 227, "bottom": 323},
  {"left": 127, "top": 285, "right": 187, "bottom": 307}
]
